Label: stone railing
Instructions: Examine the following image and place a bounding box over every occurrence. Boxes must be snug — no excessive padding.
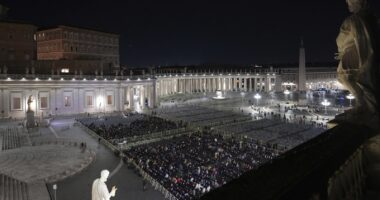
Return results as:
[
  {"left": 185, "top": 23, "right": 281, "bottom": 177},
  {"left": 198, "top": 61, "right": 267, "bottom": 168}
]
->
[{"left": 327, "top": 146, "right": 365, "bottom": 200}]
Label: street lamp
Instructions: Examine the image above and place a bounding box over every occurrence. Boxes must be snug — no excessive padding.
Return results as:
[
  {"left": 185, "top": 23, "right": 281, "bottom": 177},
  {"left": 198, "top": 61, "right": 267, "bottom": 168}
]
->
[
  {"left": 346, "top": 94, "right": 355, "bottom": 107},
  {"left": 53, "top": 184, "right": 57, "bottom": 200},
  {"left": 240, "top": 92, "right": 246, "bottom": 105},
  {"left": 321, "top": 99, "right": 331, "bottom": 115},
  {"left": 254, "top": 93, "right": 262, "bottom": 106},
  {"left": 284, "top": 89, "right": 290, "bottom": 101}
]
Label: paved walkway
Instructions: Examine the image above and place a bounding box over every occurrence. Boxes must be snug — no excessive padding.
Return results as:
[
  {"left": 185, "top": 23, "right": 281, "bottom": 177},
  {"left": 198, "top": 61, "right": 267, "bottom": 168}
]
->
[
  {"left": 48, "top": 118, "right": 165, "bottom": 200},
  {"left": 0, "top": 144, "right": 93, "bottom": 183}
]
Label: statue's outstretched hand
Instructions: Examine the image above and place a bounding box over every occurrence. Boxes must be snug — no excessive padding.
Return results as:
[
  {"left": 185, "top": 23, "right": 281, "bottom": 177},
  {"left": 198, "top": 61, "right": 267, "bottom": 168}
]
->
[{"left": 111, "top": 186, "right": 117, "bottom": 196}]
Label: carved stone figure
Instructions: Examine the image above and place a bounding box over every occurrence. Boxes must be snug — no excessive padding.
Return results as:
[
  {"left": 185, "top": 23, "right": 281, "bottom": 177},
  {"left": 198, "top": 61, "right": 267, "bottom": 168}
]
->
[
  {"left": 92, "top": 170, "right": 117, "bottom": 200},
  {"left": 27, "top": 95, "right": 33, "bottom": 112},
  {"left": 336, "top": 0, "right": 380, "bottom": 119}
]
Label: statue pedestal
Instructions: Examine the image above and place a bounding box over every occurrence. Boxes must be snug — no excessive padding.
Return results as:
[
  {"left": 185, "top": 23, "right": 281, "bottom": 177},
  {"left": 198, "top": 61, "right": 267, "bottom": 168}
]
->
[{"left": 26, "top": 111, "right": 35, "bottom": 128}]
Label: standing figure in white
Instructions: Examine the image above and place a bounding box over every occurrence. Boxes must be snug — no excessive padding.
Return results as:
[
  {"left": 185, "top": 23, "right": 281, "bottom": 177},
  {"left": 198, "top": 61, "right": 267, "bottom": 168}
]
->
[{"left": 92, "top": 170, "right": 117, "bottom": 200}]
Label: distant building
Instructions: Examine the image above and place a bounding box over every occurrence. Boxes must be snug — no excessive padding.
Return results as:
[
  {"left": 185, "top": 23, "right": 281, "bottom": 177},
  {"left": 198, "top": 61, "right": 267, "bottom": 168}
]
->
[
  {"left": 36, "top": 25, "right": 120, "bottom": 74},
  {"left": 0, "top": 20, "right": 37, "bottom": 73}
]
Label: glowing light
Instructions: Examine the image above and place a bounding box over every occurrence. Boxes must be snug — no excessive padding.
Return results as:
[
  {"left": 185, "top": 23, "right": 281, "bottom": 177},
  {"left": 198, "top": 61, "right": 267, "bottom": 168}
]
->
[
  {"left": 48, "top": 77, "right": 51, "bottom": 81},
  {"left": 97, "top": 96, "right": 103, "bottom": 108},
  {"left": 346, "top": 94, "right": 355, "bottom": 100},
  {"left": 60, "top": 78, "right": 64, "bottom": 81},
  {"left": 321, "top": 99, "right": 331, "bottom": 114},
  {"left": 346, "top": 94, "right": 355, "bottom": 107},
  {"left": 213, "top": 90, "right": 226, "bottom": 100},
  {"left": 254, "top": 93, "right": 261, "bottom": 106},
  {"left": 254, "top": 93, "right": 262, "bottom": 100},
  {"left": 284, "top": 90, "right": 290, "bottom": 95}
]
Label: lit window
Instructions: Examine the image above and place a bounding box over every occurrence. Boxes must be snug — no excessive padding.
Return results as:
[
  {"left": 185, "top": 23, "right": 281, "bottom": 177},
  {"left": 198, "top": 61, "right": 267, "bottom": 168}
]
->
[
  {"left": 86, "top": 96, "right": 93, "bottom": 107},
  {"left": 107, "top": 95, "right": 113, "bottom": 105},
  {"left": 40, "top": 97, "right": 48, "bottom": 109},
  {"left": 12, "top": 97, "right": 21, "bottom": 110},
  {"left": 64, "top": 96, "right": 71, "bottom": 107},
  {"left": 61, "top": 68, "right": 69, "bottom": 73}
]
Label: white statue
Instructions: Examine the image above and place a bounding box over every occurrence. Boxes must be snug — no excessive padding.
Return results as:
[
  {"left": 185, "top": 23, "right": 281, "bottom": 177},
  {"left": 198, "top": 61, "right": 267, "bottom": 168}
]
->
[{"left": 92, "top": 170, "right": 117, "bottom": 200}]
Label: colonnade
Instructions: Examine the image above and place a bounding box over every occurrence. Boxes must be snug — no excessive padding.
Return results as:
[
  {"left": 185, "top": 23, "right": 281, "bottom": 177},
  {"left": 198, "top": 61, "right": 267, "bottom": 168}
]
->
[{"left": 156, "top": 75, "right": 276, "bottom": 97}]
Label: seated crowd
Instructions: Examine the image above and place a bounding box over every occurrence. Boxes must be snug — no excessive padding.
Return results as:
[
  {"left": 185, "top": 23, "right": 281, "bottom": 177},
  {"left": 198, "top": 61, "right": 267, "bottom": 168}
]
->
[
  {"left": 78, "top": 113, "right": 180, "bottom": 144},
  {"left": 125, "top": 133, "right": 278, "bottom": 199},
  {"left": 217, "top": 119, "right": 324, "bottom": 149}
]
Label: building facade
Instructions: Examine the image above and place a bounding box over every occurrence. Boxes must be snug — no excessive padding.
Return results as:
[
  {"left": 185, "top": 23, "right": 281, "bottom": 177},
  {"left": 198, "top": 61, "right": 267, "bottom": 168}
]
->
[
  {"left": 0, "top": 65, "right": 340, "bottom": 119},
  {"left": 0, "top": 21, "right": 37, "bottom": 72},
  {"left": 36, "top": 26, "right": 120, "bottom": 74},
  {"left": 0, "top": 76, "right": 155, "bottom": 119}
]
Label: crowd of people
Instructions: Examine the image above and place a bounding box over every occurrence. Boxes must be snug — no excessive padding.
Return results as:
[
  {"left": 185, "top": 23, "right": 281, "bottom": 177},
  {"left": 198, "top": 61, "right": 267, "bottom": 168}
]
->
[
  {"left": 216, "top": 119, "right": 324, "bottom": 150},
  {"left": 156, "top": 105, "right": 251, "bottom": 127},
  {"left": 125, "top": 133, "right": 277, "bottom": 199},
  {"left": 78, "top": 113, "right": 181, "bottom": 144}
]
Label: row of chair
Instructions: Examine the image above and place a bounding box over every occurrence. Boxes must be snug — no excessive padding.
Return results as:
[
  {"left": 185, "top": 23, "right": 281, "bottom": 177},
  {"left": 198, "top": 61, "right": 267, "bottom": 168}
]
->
[{"left": 0, "top": 173, "right": 29, "bottom": 200}]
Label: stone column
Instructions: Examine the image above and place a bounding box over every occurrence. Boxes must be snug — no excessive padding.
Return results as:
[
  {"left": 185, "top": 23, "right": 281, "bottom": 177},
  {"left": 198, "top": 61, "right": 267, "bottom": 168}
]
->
[
  {"left": 129, "top": 86, "right": 134, "bottom": 110},
  {"left": 140, "top": 86, "right": 145, "bottom": 109}
]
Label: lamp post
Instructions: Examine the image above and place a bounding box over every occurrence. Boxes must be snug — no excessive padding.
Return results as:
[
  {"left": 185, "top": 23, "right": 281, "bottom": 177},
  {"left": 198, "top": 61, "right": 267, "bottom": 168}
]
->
[
  {"left": 254, "top": 93, "right": 262, "bottom": 106},
  {"left": 53, "top": 184, "right": 57, "bottom": 200},
  {"left": 346, "top": 94, "right": 355, "bottom": 107},
  {"left": 321, "top": 99, "right": 331, "bottom": 115},
  {"left": 284, "top": 89, "right": 290, "bottom": 101},
  {"left": 240, "top": 92, "right": 245, "bottom": 105}
]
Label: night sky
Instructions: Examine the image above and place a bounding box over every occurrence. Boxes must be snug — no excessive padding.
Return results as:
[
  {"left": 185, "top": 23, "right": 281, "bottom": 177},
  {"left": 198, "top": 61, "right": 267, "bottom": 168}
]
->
[{"left": 2, "top": 0, "right": 380, "bottom": 66}]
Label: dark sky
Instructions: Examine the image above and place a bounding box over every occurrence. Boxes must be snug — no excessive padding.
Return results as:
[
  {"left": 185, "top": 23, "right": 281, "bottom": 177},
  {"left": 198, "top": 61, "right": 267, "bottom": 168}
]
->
[{"left": 2, "top": 0, "right": 380, "bottom": 66}]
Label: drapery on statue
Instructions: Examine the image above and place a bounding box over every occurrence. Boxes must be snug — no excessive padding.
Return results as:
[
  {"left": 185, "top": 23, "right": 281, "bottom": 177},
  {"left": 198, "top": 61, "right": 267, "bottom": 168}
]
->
[
  {"left": 336, "top": 0, "right": 380, "bottom": 127},
  {"left": 27, "top": 95, "right": 33, "bottom": 112},
  {"left": 92, "top": 170, "right": 117, "bottom": 200}
]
